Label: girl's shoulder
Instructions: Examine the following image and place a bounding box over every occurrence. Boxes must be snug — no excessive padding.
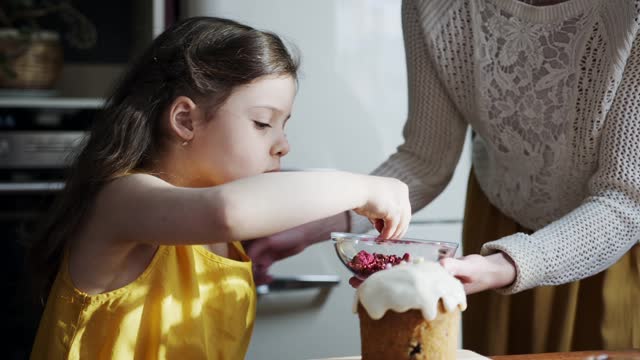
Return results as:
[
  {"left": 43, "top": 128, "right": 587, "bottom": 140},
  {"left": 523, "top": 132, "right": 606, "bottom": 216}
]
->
[
  {"left": 97, "top": 173, "right": 175, "bottom": 203},
  {"left": 93, "top": 173, "right": 178, "bottom": 230},
  {"left": 108, "top": 172, "right": 172, "bottom": 189}
]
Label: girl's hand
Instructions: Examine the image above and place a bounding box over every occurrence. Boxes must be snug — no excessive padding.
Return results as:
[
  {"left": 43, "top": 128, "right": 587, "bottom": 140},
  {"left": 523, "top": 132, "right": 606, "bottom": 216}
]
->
[
  {"left": 439, "top": 252, "right": 517, "bottom": 294},
  {"left": 354, "top": 176, "right": 411, "bottom": 239}
]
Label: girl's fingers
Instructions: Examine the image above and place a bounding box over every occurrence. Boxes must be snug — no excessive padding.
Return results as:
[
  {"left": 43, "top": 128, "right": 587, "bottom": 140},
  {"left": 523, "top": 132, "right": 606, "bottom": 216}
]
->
[
  {"left": 388, "top": 216, "right": 401, "bottom": 239},
  {"left": 380, "top": 216, "right": 398, "bottom": 239},
  {"left": 389, "top": 204, "right": 411, "bottom": 240},
  {"left": 396, "top": 211, "right": 410, "bottom": 239},
  {"left": 374, "top": 218, "right": 384, "bottom": 233},
  {"left": 378, "top": 209, "right": 410, "bottom": 240}
]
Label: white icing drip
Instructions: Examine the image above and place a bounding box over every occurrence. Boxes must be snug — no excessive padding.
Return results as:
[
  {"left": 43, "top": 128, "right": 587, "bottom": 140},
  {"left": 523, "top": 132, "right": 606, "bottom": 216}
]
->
[{"left": 353, "top": 262, "right": 467, "bottom": 321}]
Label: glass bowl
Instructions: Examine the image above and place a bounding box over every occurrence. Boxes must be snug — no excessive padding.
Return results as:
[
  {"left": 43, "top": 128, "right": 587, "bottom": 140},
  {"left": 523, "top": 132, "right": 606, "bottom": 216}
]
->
[{"left": 331, "top": 232, "right": 458, "bottom": 279}]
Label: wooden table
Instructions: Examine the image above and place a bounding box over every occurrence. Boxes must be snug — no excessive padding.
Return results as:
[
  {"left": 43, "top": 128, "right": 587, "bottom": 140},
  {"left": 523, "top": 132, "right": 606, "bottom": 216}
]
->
[
  {"left": 492, "top": 351, "right": 640, "bottom": 360},
  {"left": 313, "top": 350, "right": 640, "bottom": 360}
]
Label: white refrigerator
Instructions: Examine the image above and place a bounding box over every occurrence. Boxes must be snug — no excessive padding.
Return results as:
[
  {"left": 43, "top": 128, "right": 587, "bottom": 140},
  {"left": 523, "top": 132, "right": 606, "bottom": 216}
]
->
[{"left": 182, "top": 1, "right": 472, "bottom": 359}]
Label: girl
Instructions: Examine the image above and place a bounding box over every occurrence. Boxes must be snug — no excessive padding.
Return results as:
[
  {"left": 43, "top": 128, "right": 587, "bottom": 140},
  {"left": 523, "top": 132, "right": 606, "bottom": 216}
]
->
[{"left": 28, "top": 17, "right": 411, "bottom": 359}]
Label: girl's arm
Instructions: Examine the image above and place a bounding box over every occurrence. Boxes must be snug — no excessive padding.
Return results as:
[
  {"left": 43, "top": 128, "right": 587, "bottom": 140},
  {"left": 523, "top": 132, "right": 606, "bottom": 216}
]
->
[{"left": 94, "top": 171, "right": 410, "bottom": 246}]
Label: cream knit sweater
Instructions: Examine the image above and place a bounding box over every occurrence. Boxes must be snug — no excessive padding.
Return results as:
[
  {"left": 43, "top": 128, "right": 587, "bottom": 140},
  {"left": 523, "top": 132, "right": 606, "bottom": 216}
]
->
[{"left": 351, "top": 0, "right": 640, "bottom": 294}]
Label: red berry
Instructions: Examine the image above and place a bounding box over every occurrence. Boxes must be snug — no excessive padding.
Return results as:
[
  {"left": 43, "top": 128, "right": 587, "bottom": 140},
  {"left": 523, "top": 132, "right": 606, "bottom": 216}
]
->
[{"left": 347, "top": 250, "right": 412, "bottom": 277}]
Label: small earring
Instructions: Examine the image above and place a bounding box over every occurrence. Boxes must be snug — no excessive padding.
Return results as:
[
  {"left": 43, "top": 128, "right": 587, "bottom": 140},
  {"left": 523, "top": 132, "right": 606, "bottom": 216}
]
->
[{"left": 182, "top": 140, "right": 189, "bottom": 146}]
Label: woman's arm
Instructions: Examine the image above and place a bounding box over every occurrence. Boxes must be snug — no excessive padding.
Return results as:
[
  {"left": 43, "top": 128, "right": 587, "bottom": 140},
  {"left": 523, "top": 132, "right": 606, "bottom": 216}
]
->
[
  {"left": 447, "top": 31, "right": 640, "bottom": 295},
  {"left": 95, "top": 171, "right": 410, "bottom": 246},
  {"left": 350, "top": 0, "right": 469, "bottom": 232}
]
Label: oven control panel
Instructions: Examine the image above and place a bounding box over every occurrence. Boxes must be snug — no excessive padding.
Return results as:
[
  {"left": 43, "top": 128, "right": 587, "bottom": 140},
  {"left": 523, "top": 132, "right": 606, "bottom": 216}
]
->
[
  {"left": 0, "top": 104, "right": 98, "bottom": 169},
  {"left": 0, "top": 131, "right": 86, "bottom": 168}
]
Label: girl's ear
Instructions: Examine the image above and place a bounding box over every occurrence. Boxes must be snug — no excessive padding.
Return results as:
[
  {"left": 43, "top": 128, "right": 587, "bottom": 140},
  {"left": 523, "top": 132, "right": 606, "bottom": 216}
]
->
[{"left": 168, "top": 96, "right": 199, "bottom": 142}]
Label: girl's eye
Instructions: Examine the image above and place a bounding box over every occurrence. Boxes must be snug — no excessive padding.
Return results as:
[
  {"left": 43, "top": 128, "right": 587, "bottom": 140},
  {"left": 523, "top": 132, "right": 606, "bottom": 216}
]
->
[{"left": 253, "top": 121, "right": 272, "bottom": 130}]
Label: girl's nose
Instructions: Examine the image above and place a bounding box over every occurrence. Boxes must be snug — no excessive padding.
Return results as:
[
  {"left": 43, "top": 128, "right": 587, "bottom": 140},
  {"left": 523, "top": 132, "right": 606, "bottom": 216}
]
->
[{"left": 272, "top": 136, "right": 290, "bottom": 157}]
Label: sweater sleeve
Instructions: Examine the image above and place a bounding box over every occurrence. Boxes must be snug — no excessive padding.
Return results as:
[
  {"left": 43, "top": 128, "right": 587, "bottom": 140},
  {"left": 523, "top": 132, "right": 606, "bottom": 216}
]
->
[
  {"left": 482, "top": 31, "right": 640, "bottom": 294},
  {"left": 350, "top": 0, "right": 468, "bottom": 233}
]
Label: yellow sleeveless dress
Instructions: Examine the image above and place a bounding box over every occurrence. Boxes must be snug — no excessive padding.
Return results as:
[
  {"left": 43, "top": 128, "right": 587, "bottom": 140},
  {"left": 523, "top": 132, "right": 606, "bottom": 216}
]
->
[{"left": 30, "top": 242, "right": 256, "bottom": 360}]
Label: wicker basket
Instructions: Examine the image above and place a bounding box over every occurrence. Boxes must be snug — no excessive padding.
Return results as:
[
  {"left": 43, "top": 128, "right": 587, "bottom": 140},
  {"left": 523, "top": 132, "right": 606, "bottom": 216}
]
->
[{"left": 0, "top": 29, "right": 63, "bottom": 90}]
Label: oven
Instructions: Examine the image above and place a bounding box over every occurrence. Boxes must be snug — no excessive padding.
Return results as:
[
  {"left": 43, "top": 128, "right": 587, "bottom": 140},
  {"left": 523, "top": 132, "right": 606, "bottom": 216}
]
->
[{"left": 0, "top": 99, "right": 100, "bottom": 359}]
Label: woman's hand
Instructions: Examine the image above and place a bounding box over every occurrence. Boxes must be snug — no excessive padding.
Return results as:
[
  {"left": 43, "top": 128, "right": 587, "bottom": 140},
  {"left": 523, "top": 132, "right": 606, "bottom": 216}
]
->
[
  {"left": 243, "top": 213, "right": 349, "bottom": 285},
  {"left": 243, "top": 226, "right": 308, "bottom": 285},
  {"left": 349, "top": 276, "right": 364, "bottom": 288},
  {"left": 439, "top": 252, "right": 517, "bottom": 294},
  {"left": 348, "top": 252, "right": 516, "bottom": 292},
  {"left": 354, "top": 176, "right": 411, "bottom": 239}
]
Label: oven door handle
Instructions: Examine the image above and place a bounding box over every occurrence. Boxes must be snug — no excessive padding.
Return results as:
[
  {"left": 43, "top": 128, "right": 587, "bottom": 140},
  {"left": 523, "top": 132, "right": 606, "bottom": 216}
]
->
[
  {"left": 255, "top": 275, "right": 340, "bottom": 296},
  {"left": 0, "top": 182, "right": 64, "bottom": 194}
]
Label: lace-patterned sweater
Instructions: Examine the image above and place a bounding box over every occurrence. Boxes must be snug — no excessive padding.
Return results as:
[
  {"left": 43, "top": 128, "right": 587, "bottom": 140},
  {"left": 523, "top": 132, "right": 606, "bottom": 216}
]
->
[{"left": 351, "top": 0, "right": 640, "bottom": 294}]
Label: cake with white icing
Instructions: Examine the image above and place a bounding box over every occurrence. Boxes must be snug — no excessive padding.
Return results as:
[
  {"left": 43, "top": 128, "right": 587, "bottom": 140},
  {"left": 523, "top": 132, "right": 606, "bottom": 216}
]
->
[{"left": 354, "top": 262, "right": 467, "bottom": 360}]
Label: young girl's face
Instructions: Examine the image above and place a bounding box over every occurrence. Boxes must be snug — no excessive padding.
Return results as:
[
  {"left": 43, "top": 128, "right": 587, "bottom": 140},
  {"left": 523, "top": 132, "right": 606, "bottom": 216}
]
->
[{"left": 188, "top": 75, "right": 296, "bottom": 185}]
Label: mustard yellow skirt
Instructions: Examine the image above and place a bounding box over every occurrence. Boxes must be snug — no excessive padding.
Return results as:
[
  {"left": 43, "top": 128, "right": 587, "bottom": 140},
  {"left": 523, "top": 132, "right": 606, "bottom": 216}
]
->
[{"left": 462, "top": 170, "right": 640, "bottom": 355}]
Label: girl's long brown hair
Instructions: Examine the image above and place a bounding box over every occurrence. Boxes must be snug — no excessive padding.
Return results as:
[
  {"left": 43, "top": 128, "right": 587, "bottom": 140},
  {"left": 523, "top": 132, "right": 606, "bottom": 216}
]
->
[{"left": 28, "top": 16, "right": 299, "bottom": 304}]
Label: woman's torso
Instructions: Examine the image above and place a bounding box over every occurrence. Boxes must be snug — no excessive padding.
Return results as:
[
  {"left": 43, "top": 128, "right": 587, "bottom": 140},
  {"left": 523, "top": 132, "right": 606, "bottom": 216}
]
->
[{"left": 416, "top": 0, "right": 638, "bottom": 228}]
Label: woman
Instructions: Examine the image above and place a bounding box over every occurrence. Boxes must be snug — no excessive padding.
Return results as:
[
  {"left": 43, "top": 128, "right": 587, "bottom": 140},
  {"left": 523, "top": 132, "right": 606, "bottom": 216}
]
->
[{"left": 246, "top": 0, "right": 640, "bottom": 354}]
